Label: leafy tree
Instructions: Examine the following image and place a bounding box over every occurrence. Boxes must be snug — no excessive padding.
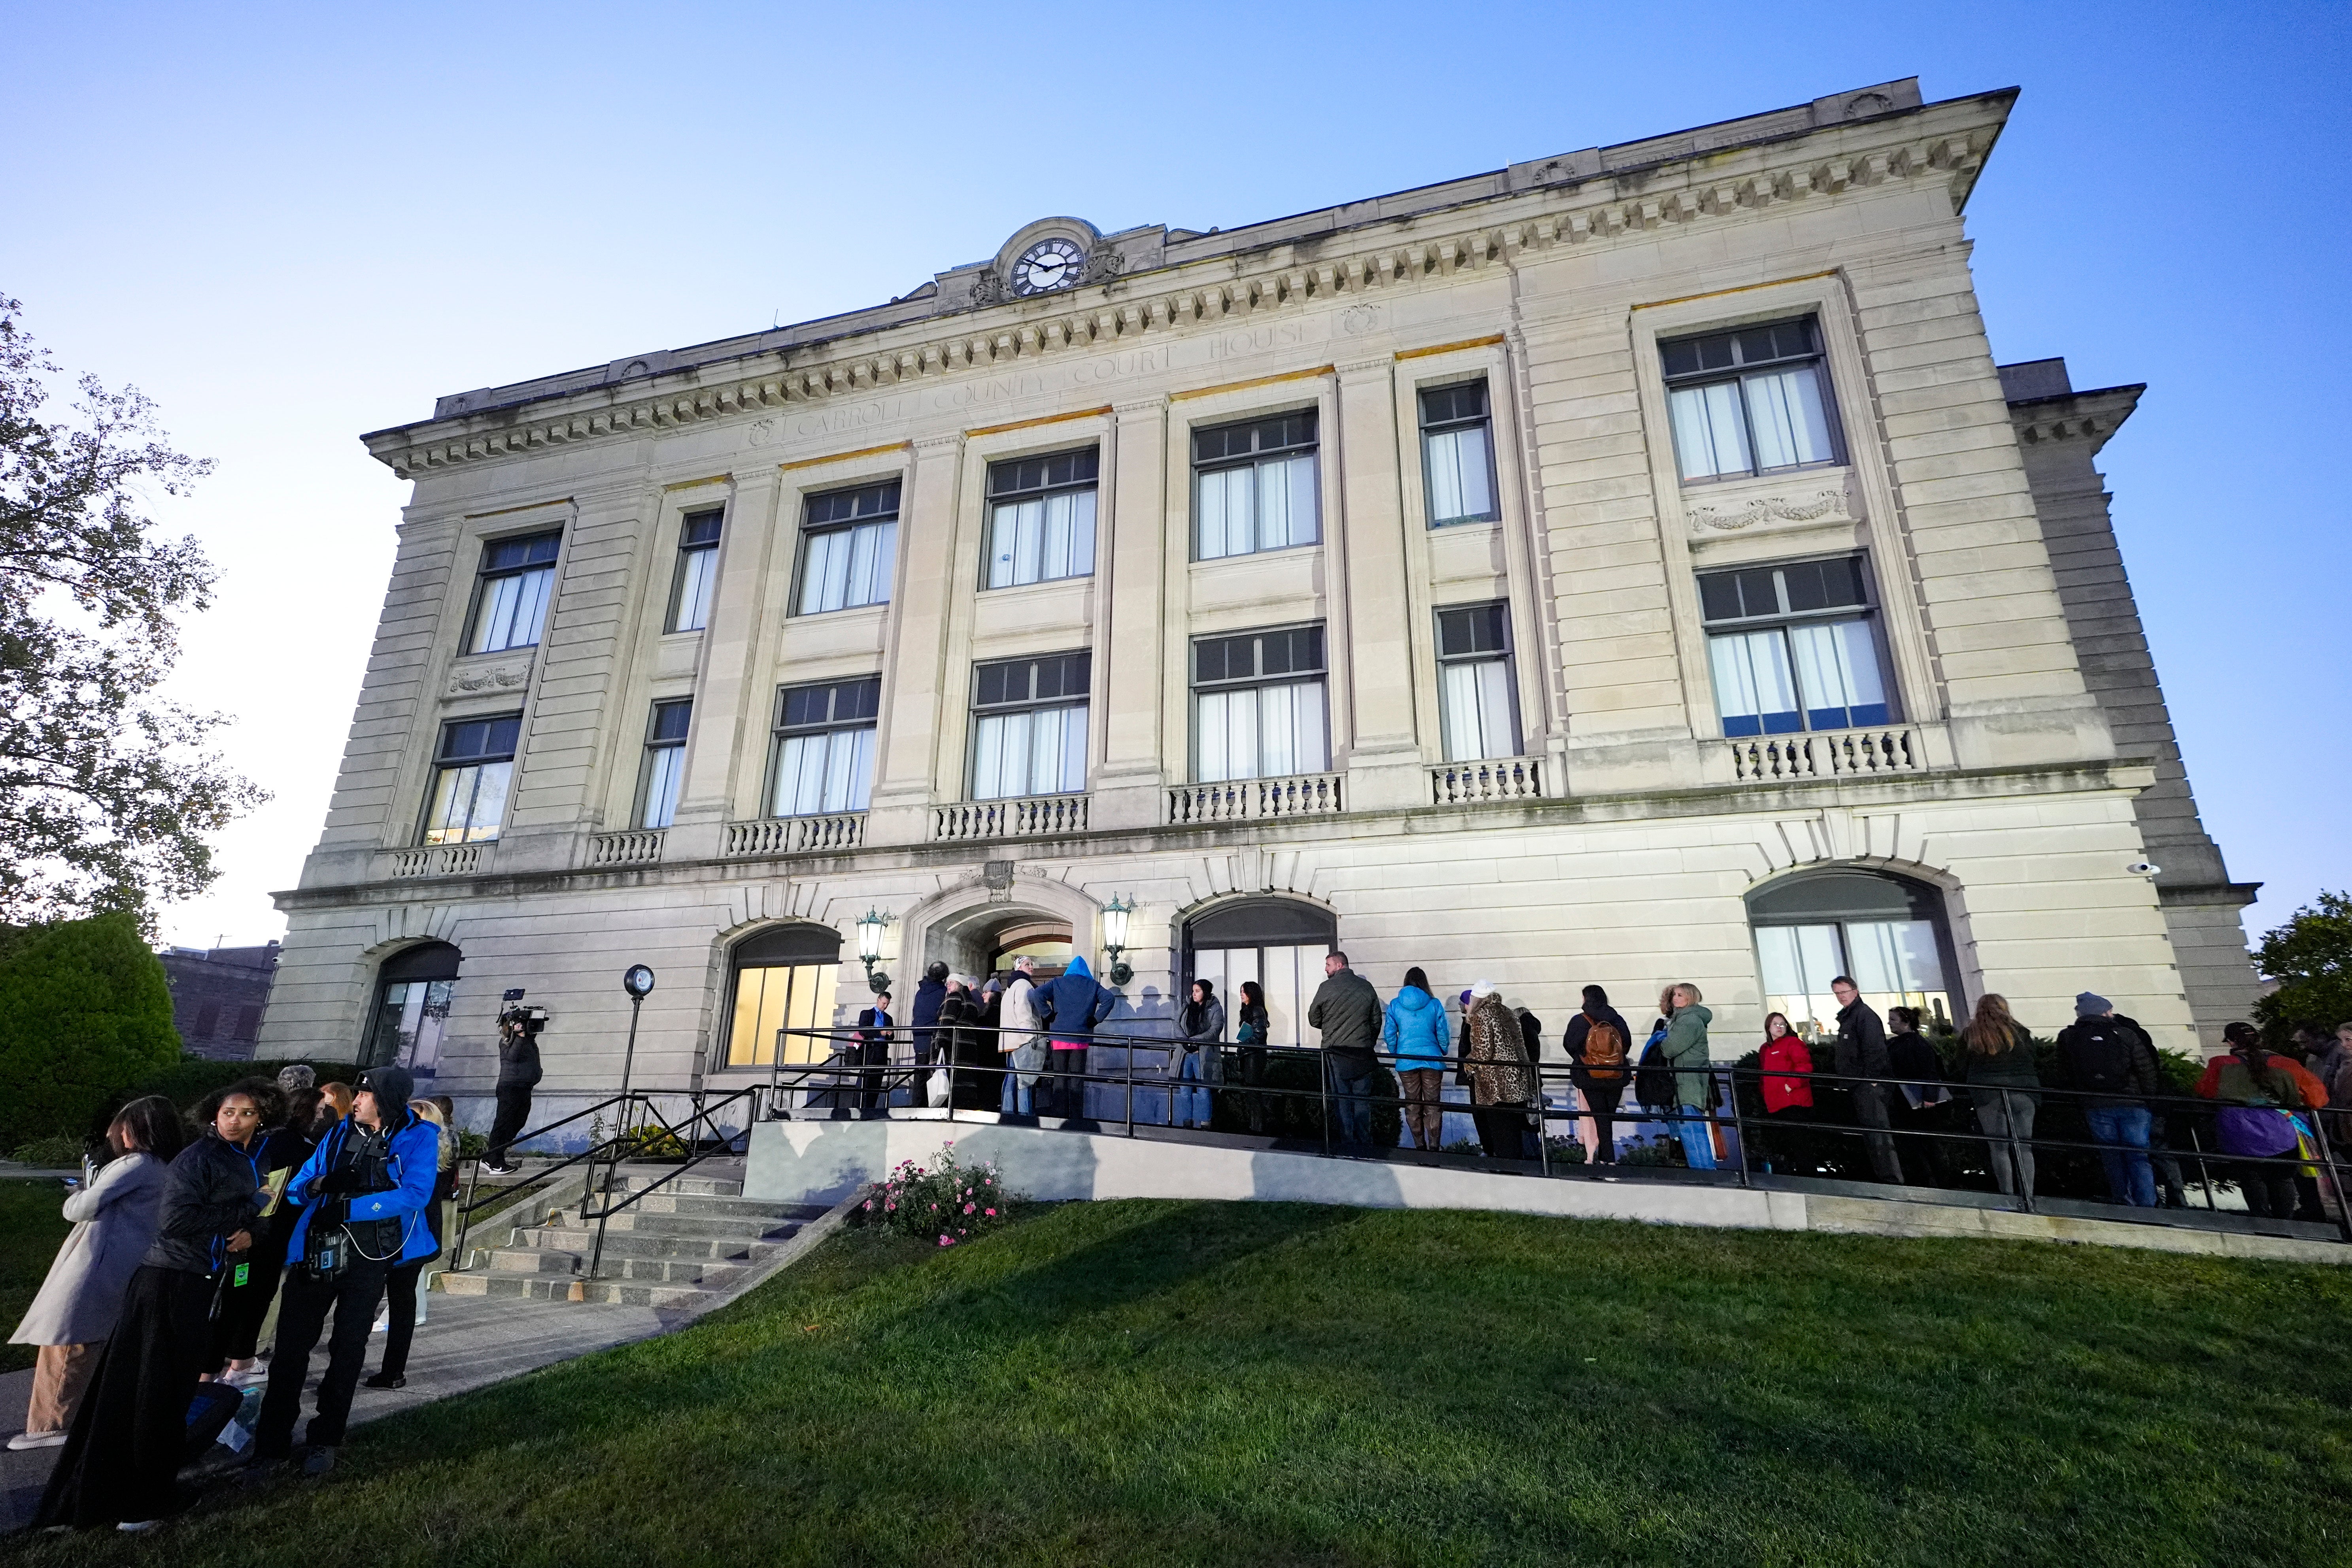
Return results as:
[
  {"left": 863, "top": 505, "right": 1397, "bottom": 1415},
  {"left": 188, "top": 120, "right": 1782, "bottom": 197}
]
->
[
  {"left": 0, "top": 910, "right": 181, "bottom": 1150},
  {"left": 2255, "top": 891, "right": 2352, "bottom": 1044},
  {"left": 1, "top": 294, "right": 264, "bottom": 927}
]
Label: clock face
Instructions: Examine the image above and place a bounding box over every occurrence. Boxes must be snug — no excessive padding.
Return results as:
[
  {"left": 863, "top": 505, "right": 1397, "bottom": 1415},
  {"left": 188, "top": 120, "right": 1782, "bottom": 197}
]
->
[{"left": 1012, "top": 238, "right": 1084, "bottom": 296}]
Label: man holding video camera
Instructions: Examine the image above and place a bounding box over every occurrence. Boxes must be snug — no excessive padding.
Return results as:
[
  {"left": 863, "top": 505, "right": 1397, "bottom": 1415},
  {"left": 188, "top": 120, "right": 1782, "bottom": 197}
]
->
[
  {"left": 482, "top": 996, "right": 546, "bottom": 1175},
  {"left": 251, "top": 1064, "right": 440, "bottom": 1477}
]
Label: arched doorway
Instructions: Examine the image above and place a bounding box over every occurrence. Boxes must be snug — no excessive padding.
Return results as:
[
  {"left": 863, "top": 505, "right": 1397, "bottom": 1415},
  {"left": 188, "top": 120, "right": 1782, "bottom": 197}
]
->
[
  {"left": 984, "top": 918, "right": 1074, "bottom": 981},
  {"left": 721, "top": 923, "right": 844, "bottom": 1070},
  {"left": 1746, "top": 869, "right": 1961, "bottom": 1039},
  {"left": 924, "top": 906, "right": 1075, "bottom": 986},
  {"left": 1182, "top": 897, "right": 1336, "bottom": 1048},
  {"left": 365, "top": 941, "right": 461, "bottom": 1075}
]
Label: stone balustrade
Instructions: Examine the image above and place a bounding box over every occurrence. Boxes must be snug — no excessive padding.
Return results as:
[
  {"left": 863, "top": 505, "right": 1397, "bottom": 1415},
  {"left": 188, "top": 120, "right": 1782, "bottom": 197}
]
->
[
  {"left": 586, "top": 829, "right": 666, "bottom": 867},
  {"left": 1429, "top": 757, "right": 1545, "bottom": 805},
  {"left": 931, "top": 794, "right": 1090, "bottom": 842},
  {"left": 722, "top": 813, "right": 866, "bottom": 857},
  {"left": 1166, "top": 771, "right": 1345, "bottom": 825},
  {"left": 1726, "top": 725, "right": 1923, "bottom": 783},
  {"left": 385, "top": 843, "right": 487, "bottom": 879}
]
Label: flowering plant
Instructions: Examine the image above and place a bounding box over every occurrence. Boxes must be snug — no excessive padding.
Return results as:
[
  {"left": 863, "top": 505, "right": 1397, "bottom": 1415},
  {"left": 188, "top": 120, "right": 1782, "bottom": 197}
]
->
[{"left": 856, "top": 1142, "right": 1020, "bottom": 1246}]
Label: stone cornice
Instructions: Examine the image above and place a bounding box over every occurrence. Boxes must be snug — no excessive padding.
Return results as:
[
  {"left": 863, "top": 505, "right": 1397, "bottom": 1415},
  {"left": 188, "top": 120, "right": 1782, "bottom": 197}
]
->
[
  {"left": 2007, "top": 383, "right": 2144, "bottom": 456},
  {"left": 365, "top": 92, "right": 2010, "bottom": 482}
]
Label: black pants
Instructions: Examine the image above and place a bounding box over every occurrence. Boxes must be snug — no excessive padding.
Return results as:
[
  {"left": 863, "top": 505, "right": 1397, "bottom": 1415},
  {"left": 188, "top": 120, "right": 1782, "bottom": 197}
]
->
[
  {"left": 34, "top": 1266, "right": 213, "bottom": 1528},
  {"left": 1047, "top": 1048, "right": 1088, "bottom": 1118},
  {"left": 2240, "top": 1166, "right": 2301, "bottom": 1220},
  {"left": 857, "top": 1037, "right": 889, "bottom": 1108},
  {"left": 378, "top": 1197, "right": 442, "bottom": 1380},
  {"left": 207, "top": 1238, "right": 286, "bottom": 1366},
  {"left": 1575, "top": 1077, "right": 1626, "bottom": 1162},
  {"left": 1850, "top": 1083, "right": 1902, "bottom": 1184},
  {"left": 256, "top": 1256, "right": 394, "bottom": 1456},
  {"left": 1472, "top": 1107, "right": 1528, "bottom": 1160},
  {"left": 487, "top": 1084, "right": 534, "bottom": 1165}
]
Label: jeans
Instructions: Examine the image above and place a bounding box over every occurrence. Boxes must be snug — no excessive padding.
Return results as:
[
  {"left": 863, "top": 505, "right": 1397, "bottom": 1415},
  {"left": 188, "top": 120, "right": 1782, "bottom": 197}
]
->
[
  {"left": 1173, "top": 1050, "right": 1211, "bottom": 1128},
  {"left": 487, "top": 1085, "right": 533, "bottom": 1166},
  {"left": 998, "top": 1067, "right": 1032, "bottom": 1116},
  {"left": 2083, "top": 1104, "right": 2156, "bottom": 1207},
  {"left": 1669, "top": 1105, "right": 1717, "bottom": 1170},
  {"left": 1327, "top": 1058, "right": 1375, "bottom": 1146},
  {"left": 1972, "top": 1091, "right": 2037, "bottom": 1198},
  {"left": 257, "top": 1258, "right": 394, "bottom": 1455}
]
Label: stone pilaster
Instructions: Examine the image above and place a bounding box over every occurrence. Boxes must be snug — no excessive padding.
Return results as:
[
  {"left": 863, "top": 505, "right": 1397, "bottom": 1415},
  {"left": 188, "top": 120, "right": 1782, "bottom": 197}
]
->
[
  {"left": 1332, "top": 356, "right": 1424, "bottom": 807},
  {"left": 1092, "top": 397, "right": 1171, "bottom": 830},
  {"left": 863, "top": 433, "right": 967, "bottom": 846}
]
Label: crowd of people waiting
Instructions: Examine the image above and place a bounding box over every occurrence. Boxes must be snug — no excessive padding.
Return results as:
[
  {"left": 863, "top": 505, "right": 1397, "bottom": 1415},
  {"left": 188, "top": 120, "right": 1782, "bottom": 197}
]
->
[
  {"left": 8, "top": 1062, "right": 461, "bottom": 1531},
  {"left": 817, "top": 953, "right": 2352, "bottom": 1222}
]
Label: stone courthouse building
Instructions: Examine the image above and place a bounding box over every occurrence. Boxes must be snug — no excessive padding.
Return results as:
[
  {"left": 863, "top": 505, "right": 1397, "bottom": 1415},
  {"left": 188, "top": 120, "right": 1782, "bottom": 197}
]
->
[{"left": 260, "top": 76, "right": 2258, "bottom": 1113}]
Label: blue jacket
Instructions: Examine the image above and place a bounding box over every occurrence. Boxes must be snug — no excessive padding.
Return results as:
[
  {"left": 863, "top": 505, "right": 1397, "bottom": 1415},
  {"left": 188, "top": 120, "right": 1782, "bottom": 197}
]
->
[
  {"left": 1033, "top": 955, "right": 1114, "bottom": 1045},
  {"left": 283, "top": 1114, "right": 442, "bottom": 1268},
  {"left": 1382, "top": 987, "right": 1451, "bottom": 1071}
]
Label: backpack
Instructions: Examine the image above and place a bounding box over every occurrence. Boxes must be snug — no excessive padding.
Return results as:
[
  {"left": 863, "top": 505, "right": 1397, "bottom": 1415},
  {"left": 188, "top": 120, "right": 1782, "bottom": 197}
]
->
[
  {"left": 2066, "top": 1022, "right": 2136, "bottom": 1096},
  {"left": 1634, "top": 1030, "right": 1676, "bottom": 1110},
  {"left": 1582, "top": 1019, "right": 1628, "bottom": 1082}
]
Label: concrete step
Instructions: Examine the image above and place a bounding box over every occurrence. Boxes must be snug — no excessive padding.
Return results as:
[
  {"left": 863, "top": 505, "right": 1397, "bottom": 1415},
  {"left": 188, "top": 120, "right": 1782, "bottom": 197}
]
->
[
  {"left": 439, "top": 1271, "right": 720, "bottom": 1309},
  {"left": 553, "top": 1209, "right": 800, "bottom": 1241},
  {"left": 512, "top": 1222, "right": 802, "bottom": 1263},
  {"left": 609, "top": 1172, "right": 745, "bottom": 1198},
  {"left": 598, "top": 1192, "right": 791, "bottom": 1220}
]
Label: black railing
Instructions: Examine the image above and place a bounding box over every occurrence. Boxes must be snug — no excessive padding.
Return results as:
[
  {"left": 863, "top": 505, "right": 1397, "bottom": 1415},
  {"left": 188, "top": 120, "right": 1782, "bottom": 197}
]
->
[
  {"left": 446, "top": 1086, "right": 762, "bottom": 1283},
  {"left": 750, "top": 1019, "right": 2352, "bottom": 1244}
]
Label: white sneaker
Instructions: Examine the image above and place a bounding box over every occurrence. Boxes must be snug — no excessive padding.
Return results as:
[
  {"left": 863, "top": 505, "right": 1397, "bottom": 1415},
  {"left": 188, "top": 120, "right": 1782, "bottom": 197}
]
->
[
  {"left": 371, "top": 1314, "right": 389, "bottom": 1334},
  {"left": 117, "top": 1520, "right": 159, "bottom": 1533},
  {"left": 8, "top": 1430, "right": 67, "bottom": 1451},
  {"left": 479, "top": 1162, "right": 517, "bottom": 1176}
]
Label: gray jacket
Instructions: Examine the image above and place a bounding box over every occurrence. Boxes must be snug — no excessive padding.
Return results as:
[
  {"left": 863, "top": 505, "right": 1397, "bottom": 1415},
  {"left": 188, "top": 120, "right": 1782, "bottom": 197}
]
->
[
  {"left": 8, "top": 1152, "right": 166, "bottom": 1347},
  {"left": 1307, "top": 969, "right": 1382, "bottom": 1060}
]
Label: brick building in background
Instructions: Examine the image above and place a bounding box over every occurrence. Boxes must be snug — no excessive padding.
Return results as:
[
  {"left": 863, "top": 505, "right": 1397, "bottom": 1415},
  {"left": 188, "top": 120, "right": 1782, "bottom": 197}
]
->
[{"left": 161, "top": 941, "right": 281, "bottom": 1062}]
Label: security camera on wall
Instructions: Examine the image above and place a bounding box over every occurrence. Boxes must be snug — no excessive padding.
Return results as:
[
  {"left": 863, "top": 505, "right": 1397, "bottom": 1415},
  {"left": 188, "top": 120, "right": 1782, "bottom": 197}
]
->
[{"left": 2127, "top": 860, "right": 2161, "bottom": 877}]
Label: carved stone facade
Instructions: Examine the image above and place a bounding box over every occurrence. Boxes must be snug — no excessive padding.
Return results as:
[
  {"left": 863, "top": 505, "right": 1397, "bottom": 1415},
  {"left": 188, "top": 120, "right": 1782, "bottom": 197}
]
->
[{"left": 259, "top": 77, "right": 2255, "bottom": 1113}]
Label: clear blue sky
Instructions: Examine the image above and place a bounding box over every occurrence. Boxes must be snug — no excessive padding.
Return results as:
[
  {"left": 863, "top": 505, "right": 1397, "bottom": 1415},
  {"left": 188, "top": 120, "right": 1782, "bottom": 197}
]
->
[{"left": 4, "top": 1, "right": 2344, "bottom": 960}]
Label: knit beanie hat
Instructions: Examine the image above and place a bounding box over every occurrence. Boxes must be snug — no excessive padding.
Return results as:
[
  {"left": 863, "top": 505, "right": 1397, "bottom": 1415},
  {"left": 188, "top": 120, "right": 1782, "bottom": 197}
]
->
[{"left": 2075, "top": 992, "right": 2112, "bottom": 1017}]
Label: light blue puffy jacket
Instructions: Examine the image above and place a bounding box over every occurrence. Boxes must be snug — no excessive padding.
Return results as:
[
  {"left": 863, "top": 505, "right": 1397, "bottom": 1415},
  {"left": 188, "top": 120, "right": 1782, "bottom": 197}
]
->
[{"left": 1381, "top": 986, "right": 1452, "bottom": 1072}]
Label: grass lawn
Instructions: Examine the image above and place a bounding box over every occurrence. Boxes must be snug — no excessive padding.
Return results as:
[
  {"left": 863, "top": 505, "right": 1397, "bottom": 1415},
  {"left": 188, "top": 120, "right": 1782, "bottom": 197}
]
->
[
  {"left": 6, "top": 1200, "right": 2350, "bottom": 1566},
  {"left": 1, "top": 1180, "right": 74, "bottom": 1374}
]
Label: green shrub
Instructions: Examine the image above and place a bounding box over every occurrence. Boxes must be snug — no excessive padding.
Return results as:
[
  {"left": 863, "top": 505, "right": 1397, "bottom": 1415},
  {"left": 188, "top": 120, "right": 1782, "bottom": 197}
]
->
[
  {"left": 0, "top": 912, "right": 181, "bottom": 1150},
  {"left": 1209, "top": 1052, "right": 1402, "bottom": 1147},
  {"left": 854, "top": 1143, "right": 1021, "bottom": 1247},
  {"left": 8, "top": 1133, "right": 88, "bottom": 1169}
]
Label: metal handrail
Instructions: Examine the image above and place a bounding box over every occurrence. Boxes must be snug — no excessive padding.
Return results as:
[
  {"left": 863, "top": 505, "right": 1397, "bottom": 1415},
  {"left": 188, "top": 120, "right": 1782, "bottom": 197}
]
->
[
  {"left": 448, "top": 1091, "right": 636, "bottom": 1270},
  {"left": 576, "top": 1086, "right": 764, "bottom": 1281},
  {"left": 747, "top": 1019, "right": 2352, "bottom": 1243}
]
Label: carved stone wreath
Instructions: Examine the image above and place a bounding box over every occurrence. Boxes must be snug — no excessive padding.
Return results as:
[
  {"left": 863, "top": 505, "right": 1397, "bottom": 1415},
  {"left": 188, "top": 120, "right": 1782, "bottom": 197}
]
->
[{"left": 1686, "top": 486, "right": 1853, "bottom": 532}]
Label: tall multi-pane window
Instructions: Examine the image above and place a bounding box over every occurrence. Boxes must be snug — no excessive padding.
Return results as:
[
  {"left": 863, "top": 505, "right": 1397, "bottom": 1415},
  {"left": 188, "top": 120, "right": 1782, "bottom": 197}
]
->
[
  {"left": 1192, "top": 625, "right": 1328, "bottom": 782},
  {"left": 796, "top": 480, "right": 898, "bottom": 615},
  {"left": 1435, "top": 603, "right": 1519, "bottom": 761},
  {"left": 637, "top": 699, "right": 692, "bottom": 829},
  {"left": 1661, "top": 318, "right": 1841, "bottom": 483},
  {"left": 667, "top": 510, "right": 722, "bottom": 633},
  {"left": 467, "top": 533, "right": 559, "bottom": 654},
  {"left": 1419, "top": 382, "right": 1498, "bottom": 525},
  {"left": 724, "top": 925, "right": 843, "bottom": 1069},
  {"left": 1192, "top": 410, "right": 1319, "bottom": 561},
  {"left": 971, "top": 652, "right": 1090, "bottom": 799},
  {"left": 986, "top": 449, "right": 1097, "bottom": 588},
  {"left": 1699, "top": 556, "right": 1891, "bottom": 737},
  {"left": 421, "top": 714, "right": 520, "bottom": 844},
  {"left": 770, "top": 676, "right": 879, "bottom": 817}
]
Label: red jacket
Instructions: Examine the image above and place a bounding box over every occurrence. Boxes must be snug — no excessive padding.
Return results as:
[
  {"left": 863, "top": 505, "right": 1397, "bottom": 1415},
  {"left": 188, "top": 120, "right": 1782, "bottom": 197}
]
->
[{"left": 1761, "top": 1037, "right": 1814, "bottom": 1113}]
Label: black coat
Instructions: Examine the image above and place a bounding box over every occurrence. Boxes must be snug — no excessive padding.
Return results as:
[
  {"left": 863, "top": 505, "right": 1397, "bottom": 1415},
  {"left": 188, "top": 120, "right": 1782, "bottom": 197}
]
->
[
  {"left": 2056, "top": 1014, "right": 2158, "bottom": 1107},
  {"left": 141, "top": 1136, "right": 264, "bottom": 1277},
  {"left": 496, "top": 1028, "right": 543, "bottom": 1089},
  {"left": 910, "top": 975, "right": 948, "bottom": 1061},
  {"left": 1833, "top": 999, "right": 1891, "bottom": 1081}
]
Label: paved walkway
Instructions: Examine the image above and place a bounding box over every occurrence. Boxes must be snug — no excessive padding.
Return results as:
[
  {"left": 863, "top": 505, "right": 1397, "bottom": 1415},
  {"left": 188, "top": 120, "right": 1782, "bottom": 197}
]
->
[{"left": 2, "top": 1289, "right": 666, "bottom": 1533}]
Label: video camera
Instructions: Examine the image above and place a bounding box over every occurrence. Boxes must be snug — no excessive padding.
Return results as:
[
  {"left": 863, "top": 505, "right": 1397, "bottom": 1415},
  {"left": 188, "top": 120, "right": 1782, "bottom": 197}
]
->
[{"left": 498, "top": 988, "right": 550, "bottom": 1038}]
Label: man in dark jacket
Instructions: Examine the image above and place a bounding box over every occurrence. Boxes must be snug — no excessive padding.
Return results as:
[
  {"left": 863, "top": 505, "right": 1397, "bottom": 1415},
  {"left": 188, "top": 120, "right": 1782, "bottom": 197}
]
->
[
  {"left": 482, "top": 1006, "right": 544, "bottom": 1175},
  {"left": 1562, "top": 985, "right": 1636, "bottom": 1163},
  {"left": 1307, "top": 952, "right": 1382, "bottom": 1147},
  {"left": 909, "top": 963, "right": 950, "bottom": 1073},
  {"left": 853, "top": 992, "right": 895, "bottom": 1110},
  {"left": 2055, "top": 992, "right": 2158, "bottom": 1207},
  {"left": 1830, "top": 977, "right": 1902, "bottom": 1184},
  {"left": 1033, "top": 956, "right": 1114, "bottom": 1119}
]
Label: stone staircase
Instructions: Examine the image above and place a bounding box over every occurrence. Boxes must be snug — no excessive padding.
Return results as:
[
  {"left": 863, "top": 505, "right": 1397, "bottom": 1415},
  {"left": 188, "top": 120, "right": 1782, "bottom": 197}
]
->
[{"left": 441, "top": 1164, "right": 824, "bottom": 1309}]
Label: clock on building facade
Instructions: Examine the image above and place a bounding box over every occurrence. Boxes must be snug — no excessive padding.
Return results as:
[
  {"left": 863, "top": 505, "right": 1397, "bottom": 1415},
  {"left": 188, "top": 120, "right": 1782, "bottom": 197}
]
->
[{"left": 1011, "top": 237, "right": 1084, "bottom": 296}]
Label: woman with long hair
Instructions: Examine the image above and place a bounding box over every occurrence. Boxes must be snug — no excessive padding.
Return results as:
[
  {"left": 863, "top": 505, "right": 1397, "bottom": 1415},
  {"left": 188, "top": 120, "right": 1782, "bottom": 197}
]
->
[
  {"left": 8, "top": 1098, "right": 184, "bottom": 1452},
  {"left": 1382, "top": 967, "right": 1451, "bottom": 1151},
  {"left": 1962, "top": 993, "right": 2040, "bottom": 1199},
  {"left": 1173, "top": 978, "right": 1226, "bottom": 1130},
  {"left": 1234, "top": 980, "right": 1271, "bottom": 1133},
  {"left": 1561, "top": 985, "right": 1634, "bottom": 1164},
  {"left": 2197, "top": 1022, "right": 2317, "bottom": 1219},
  {"left": 35, "top": 1092, "right": 265, "bottom": 1529}
]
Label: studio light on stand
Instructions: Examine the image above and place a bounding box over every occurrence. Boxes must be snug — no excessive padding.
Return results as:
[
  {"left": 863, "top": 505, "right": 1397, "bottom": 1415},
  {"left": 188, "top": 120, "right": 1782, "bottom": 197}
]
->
[{"left": 1101, "top": 894, "right": 1134, "bottom": 987}]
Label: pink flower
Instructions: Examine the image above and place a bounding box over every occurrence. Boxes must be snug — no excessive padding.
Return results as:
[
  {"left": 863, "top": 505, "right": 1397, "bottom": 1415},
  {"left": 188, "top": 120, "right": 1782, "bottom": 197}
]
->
[
  {"left": 938, "top": 1236, "right": 955, "bottom": 1247},
  {"left": 985, "top": 1208, "right": 996, "bottom": 1217},
  {"left": 963, "top": 1203, "right": 975, "bottom": 1214},
  {"left": 862, "top": 1200, "right": 873, "bottom": 1211},
  {"left": 886, "top": 1202, "right": 896, "bottom": 1211}
]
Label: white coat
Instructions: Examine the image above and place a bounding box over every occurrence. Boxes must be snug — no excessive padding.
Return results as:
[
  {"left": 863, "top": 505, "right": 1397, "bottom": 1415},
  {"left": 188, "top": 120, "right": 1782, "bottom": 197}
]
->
[
  {"left": 8, "top": 1152, "right": 167, "bottom": 1347},
  {"left": 999, "top": 975, "right": 1047, "bottom": 1085}
]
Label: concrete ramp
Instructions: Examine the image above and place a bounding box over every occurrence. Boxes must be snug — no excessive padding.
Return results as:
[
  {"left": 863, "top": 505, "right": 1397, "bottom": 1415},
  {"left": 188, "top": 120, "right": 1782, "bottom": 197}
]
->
[{"left": 745, "top": 1118, "right": 2350, "bottom": 1266}]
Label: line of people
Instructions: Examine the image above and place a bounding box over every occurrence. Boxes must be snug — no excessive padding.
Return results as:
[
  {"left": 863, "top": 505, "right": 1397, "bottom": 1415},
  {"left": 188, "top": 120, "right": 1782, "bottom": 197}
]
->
[{"left": 9, "top": 1062, "right": 460, "bottom": 1530}]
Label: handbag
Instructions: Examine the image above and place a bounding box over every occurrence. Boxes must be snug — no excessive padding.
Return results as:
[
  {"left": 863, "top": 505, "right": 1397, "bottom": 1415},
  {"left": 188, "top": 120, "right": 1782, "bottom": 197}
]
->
[{"left": 926, "top": 1069, "right": 952, "bottom": 1108}]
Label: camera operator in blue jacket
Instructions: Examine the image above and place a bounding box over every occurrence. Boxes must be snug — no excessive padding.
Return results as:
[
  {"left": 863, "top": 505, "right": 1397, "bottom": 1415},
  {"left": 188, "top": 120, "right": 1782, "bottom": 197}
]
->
[{"left": 252, "top": 1064, "right": 441, "bottom": 1476}]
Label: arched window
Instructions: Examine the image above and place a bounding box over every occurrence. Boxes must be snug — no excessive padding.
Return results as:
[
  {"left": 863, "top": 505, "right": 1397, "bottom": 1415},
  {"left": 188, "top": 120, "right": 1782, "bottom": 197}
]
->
[
  {"left": 1746, "top": 871, "right": 1961, "bottom": 1039},
  {"left": 1183, "top": 897, "right": 1337, "bottom": 1048},
  {"left": 366, "top": 941, "right": 461, "bottom": 1074},
  {"left": 724, "top": 924, "right": 843, "bottom": 1069}
]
